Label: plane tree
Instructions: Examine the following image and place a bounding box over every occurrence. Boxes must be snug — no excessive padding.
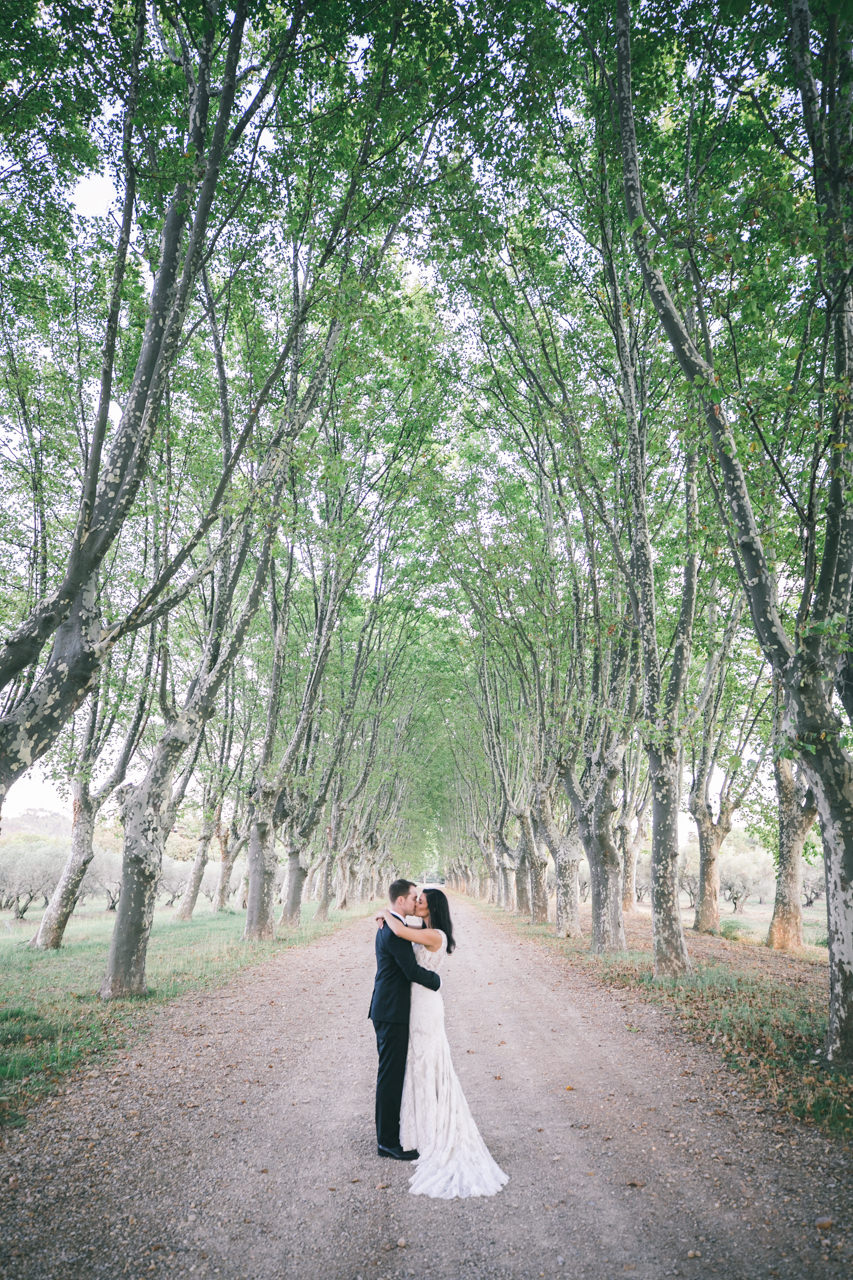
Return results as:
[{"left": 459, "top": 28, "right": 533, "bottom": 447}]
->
[
  {"left": 604, "top": 0, "right": 853, "bottom": 1058},
  {"left": 0, "top": 1, "right": 315, "bottom": 813}
]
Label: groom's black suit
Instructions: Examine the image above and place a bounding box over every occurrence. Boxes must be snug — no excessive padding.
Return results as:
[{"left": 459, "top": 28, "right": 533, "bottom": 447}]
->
[{"left": 369, "top": 915, "right": 440, "bottom": 1150}]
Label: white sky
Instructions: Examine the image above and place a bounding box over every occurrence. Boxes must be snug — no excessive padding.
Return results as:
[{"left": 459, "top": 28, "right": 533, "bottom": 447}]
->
[
  {"left": 5, "top": 764, "right": 66, "bottom": 817},
  {"left": 73, "top": 172, "right": 116, "bottom": 218},
  {"left": 3, "top": 174, "right": 119, "bottom": 821}
]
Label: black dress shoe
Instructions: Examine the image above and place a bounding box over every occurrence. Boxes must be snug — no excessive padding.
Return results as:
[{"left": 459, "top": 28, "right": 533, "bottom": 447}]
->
[{"left": 377, "top": 1143, "right": 419, "bottom": 1160}]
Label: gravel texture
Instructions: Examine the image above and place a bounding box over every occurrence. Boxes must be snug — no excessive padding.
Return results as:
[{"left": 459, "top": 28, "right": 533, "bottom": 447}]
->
[{"left": 1, "top": 896, "right": 850, "bottom": 1280}]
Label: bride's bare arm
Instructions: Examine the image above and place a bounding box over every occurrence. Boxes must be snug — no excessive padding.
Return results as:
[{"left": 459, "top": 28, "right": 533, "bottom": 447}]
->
[{"left": 381, "top": 909, "right": 443, "bottom": 952}]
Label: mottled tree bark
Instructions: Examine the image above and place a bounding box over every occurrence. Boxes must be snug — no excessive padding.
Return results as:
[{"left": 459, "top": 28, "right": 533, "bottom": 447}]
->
[
  {"left": 281, "top": 849, "right": 308, "bottom": 927},
  {"left": 536, "top": 788, "right": 582, "bottom": 939},
  {"left": 314, "top": 853, "right": 334, "bottom": 922},
  {"left": 30, "top": 780, "right": 97, "bottom": 950},
  {"left": 649, "top": 746, "right": 691, "bottom": 975},
  {"left": 555, "top": 853, "right": 580, "bottom": 938},
  {"left": 767, "top": 758, "right": 817, "bottom": 950},
  {"left": 100, "top": 700, "right": 209, "bottom": 999},
  {"left": 243, "top": 799, "right": 278, "bottom": 940},
  {"left": 689, "top": 796, "right": 732, "bottom": 935},
  {"left": 618, "top": 747, "right": 647, "bottom": 914},
  {"left": 619, "top": 824, "right": 638, "bottom": 914},
  {"left": 474, "top": 832, "right": 499, "bottom": 904},
  {"left": 213, "top": 828, "right": 243, "bottom": 911},
  {"left": 591, "top": 769, "right": 626, "bottom": 951},
  {"left": 520, "top": 812, "right": 549, "bottom": 924},
  {"left": 529, "top": 853, "right": 548, "bottom": 923},
  {"left": 335, "top": 848, "right": 352, "bottom": 910},
  {"left": 493, "top": 824, "right": 517, "bottom": 912},
  {"left": 497, "top": 861, "right": 511, "bottom": 910},
  {"left": 100, "top": 772, "right": 173, "bottom": 998},
  {"left": 175, "top": 809, "right": 215, "bottom": 922},
  {"left": 561, "top": 753, "right": 627, "bottom": 952},
  {"left": 514, "top": 844, "right": 531, "bottom": 918}
]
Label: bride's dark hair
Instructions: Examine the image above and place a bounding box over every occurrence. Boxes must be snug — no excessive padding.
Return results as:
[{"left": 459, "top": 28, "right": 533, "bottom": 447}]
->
[{"left": 424, "top": 888, "right": 455, "bottom": 953}]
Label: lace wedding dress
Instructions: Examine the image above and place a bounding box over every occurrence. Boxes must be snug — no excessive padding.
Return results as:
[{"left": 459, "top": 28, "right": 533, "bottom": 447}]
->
[{"left": 399, "top": 930, "right": 508, "bottom": 1198}]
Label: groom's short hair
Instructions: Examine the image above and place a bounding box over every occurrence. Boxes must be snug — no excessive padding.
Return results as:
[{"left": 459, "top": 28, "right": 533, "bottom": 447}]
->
[{"left": 388, "top": 878, "right": 415, "bottom": 904}]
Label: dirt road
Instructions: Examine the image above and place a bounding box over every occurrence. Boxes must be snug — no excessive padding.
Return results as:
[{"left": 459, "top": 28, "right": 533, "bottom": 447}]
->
[{"left": 1, "top": 897, "right": 850, "bottom": 1279}]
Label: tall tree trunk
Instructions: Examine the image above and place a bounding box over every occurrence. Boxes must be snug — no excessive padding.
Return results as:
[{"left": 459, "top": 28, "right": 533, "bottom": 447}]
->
[
  {"left": 213, "top": 830, "right": 243, "bottom": 911},
  {"left": 555, "top": 845, "right": 581, "bottom": 939},
  {"left": 767, "top": 757, "right": 818, "bottom": 950},
  {"left": 591, "top": 772, "right": 626, "bottom": 951},
  {"left": 175, "top": 811, "right": 215, "bottom": 922},
  {"left": 476, "top": 834, "right": 499, "bottom": 904},
  {"left": 648, "top": 745, "right": 691, "bottom": 975},
  {"left": 335, "top": 850, "right": 350, "bottom": 910},
  {"left": 281, "top": 849, "right": 308, "bottom": 927},
  {"left": 691, "top": 809, "right": 724, "bottom": 935},
  {"left": 536, "top": 789, "right": 582, "bottom": 939},
  {"left": 495, "top": 861, "right": 507, "bottom": 909},
  {"left": 619, "top": 821, "right": 639, "bottom": 914},
  {"left": 315, "top": 853, "right": 334, "bottom": 922},
  {"left": 689, "top": 793, "right": 733, "bottom": 935},
  {"left": 100, "top": 779, "right": 169, "bottom": 998},
  {"left": 618, "top": 753, "right": 646, "bottom": 913},
  {"left": 100, "top": 698, "right": 208, "bottom": 998},
  {"left": 30, "top": 780, "right": 98, "bottom": 949},
  {"left": 355, "top": 859, "right": 371, "bottom": 902},
  {"left": 344, "top": 859, "right": 358, "bottom": 909},
  {"left": 243, "top": 800, "right": 277, "bottom": 940},
  {"left": 528, "top": 855, "right": 548, "bottom": 923},
  {"left": 520, "top": 812, "right": 549, "bottom": 924},
  {"left": 562, "top": 761, "right": 626, "bottom": 952},
  {"left": 590, "top": 852, "right": 624, "bottom": 952},
  {"left": 514, "top": 845, "right": 531, "bottom": 917}
]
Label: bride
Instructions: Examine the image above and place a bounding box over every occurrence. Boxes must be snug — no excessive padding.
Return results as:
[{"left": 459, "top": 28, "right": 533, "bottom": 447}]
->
[{"left": 378, "top": 887, "right": 508, "bottom": 1199}]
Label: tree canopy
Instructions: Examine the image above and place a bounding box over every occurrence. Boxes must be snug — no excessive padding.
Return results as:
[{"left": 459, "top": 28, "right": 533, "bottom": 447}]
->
[{"left": 2, "top": 0, "right": 852, "bottom": 1062}]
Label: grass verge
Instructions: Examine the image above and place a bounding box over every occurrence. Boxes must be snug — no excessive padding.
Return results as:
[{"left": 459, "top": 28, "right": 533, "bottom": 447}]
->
[
  {"left": 476, "top": 903, "right": 853, "bottom": 1140},
  {"left": 0, "top": 901, "right": 370, "bottom": 1128}
]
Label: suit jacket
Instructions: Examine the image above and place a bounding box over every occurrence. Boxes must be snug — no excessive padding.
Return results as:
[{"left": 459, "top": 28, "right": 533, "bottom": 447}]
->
[{"left": 368, "top": 916, "right": 440, "bottom": 1023}]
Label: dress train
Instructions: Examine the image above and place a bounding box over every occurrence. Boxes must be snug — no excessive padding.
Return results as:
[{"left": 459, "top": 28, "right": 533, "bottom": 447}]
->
[{"left": 399, "top": 932, "right": 507, "bottom": 1199}]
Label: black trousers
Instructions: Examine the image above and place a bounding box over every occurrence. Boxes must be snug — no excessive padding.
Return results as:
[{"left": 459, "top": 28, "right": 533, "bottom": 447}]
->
[{"left": 372, "top": 1019, "right": 409, "bottom": 1149}]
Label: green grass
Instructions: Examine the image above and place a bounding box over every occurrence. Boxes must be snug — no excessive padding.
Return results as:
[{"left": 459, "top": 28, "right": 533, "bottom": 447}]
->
[
  {"left": 0, "top": 900, "right": 371, "bottom": 1126},
  {"left": 479, "top": 904, "right": 853, "bottom": 1139}
]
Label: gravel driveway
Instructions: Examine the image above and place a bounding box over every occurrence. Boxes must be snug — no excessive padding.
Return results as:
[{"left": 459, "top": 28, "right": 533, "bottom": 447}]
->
[{"left": 1, "top": 896, "right": 850, "bottom": 1279}]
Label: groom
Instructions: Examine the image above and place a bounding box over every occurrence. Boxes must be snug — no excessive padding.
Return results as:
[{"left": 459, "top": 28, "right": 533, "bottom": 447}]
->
[{"left": 368, "top": 878, "right": 440, "bottom": 1160}]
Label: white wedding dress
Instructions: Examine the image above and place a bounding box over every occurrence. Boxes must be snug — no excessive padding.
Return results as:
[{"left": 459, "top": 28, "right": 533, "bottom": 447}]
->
[{"left": 399, "top": 930, "right": 508, "bottom": 1198}]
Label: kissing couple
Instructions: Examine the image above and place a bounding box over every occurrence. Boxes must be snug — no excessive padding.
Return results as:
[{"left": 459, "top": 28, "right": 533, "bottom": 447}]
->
[{"left": 368, "top": 878, "right": 508, "bottom": 1199}]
